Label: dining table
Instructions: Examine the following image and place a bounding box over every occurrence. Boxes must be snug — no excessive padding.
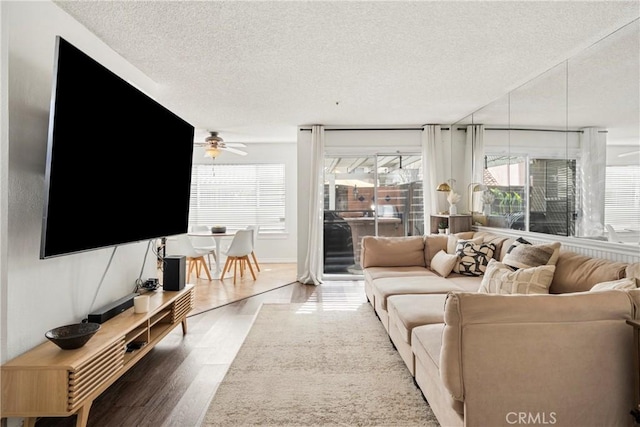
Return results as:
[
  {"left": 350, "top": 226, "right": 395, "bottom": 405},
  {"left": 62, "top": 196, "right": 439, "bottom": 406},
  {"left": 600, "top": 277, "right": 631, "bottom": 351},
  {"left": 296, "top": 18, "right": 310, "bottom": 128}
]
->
[{"left": 187, "top": 230, "right": 237, "bottom": 276}]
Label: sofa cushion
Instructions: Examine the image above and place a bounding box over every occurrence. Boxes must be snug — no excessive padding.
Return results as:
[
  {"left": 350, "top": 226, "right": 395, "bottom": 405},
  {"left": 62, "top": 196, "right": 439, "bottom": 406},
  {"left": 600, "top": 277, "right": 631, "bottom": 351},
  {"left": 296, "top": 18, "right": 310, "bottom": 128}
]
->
[
  {"left": 478, "top": 259, "right": 556, "bottom": 294},
  {"left": 590, "top": 277, "right": 639, "bottom": 292},
  {"left": 361, "top": 235, "right": 425, "bottom": 268},
  {"left": 430, "top": 250, "right": 458, "bottom": 278},
  {"left": 473, "top": 232, "right": 510, "bottom": 260},
  {"left": 364, "top": 266, "right": 435, "bottom": 284},
  {"left": 388, "top": 294, "right": 448, "bottom": 343},
  {"left": 502, "top": 241, "right": 560, "bottom": 270},
  {"left": 453, "top": 242, "right": 496, "bottom": 276},
  {"left": 424, "top": 234, "right": 449, "bottom": 267},
  {"left": 443, "top": 274, "right": 484, "bottom": 292},
  {"left": 372, "top": 276, "right": 465, "bottom": 311},
  {"left": 550, "top": 251, "right": 628, "bottom": 294}
]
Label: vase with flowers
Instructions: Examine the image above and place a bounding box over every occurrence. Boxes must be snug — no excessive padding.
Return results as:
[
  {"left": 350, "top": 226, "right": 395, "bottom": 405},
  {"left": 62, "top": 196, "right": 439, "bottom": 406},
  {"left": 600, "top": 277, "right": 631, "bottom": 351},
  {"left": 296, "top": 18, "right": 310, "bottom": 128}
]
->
[
  {"left": 481, "top": 190, "right": 495, "bottom": 215},
  {"left": 447, "top": 190, "right": 461, "bottom": 215}
]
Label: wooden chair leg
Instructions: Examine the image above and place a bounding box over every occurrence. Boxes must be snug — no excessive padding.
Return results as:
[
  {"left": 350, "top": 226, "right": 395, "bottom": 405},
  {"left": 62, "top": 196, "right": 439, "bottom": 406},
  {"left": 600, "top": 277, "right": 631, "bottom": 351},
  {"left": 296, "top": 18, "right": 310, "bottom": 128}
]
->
[
  {"left": 233, "top": 257, "right": 238, "bottom": 285},
  {"left": 251, "top": 251, "right": 261, "bottom": 272},
  {"left": 245, "top": 255, "right": 257, "bottom": 280},
  {"left": 199, "top": 256, "right": 212, "bottom": 280},
  {"left": 220, "top": 257, "right": 232, "bottom": 279},
  {"left": 187, "top": 258, "right": 196, "bottom": 280}
]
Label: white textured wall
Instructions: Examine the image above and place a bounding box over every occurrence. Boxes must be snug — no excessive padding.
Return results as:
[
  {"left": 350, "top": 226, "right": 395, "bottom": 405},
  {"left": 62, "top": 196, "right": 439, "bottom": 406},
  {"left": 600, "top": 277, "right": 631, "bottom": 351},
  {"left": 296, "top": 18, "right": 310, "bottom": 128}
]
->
[{"left": 2, "top": 1, "right": 165, "bottom": 361}]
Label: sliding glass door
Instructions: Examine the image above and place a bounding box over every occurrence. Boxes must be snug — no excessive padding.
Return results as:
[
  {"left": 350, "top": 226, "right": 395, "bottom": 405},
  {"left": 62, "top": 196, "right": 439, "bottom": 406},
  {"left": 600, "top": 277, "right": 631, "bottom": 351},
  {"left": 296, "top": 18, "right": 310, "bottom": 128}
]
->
[{"left": 323, "top": 153, "right": 423, "bottom": 277}]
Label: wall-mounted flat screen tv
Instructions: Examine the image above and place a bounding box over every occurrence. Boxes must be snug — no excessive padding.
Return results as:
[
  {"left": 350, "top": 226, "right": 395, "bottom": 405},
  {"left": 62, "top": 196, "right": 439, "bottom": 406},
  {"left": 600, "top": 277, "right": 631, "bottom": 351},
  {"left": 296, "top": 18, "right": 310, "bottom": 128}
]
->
[{"left": 40, "top": 36, "right": 195, "bottom": 259}]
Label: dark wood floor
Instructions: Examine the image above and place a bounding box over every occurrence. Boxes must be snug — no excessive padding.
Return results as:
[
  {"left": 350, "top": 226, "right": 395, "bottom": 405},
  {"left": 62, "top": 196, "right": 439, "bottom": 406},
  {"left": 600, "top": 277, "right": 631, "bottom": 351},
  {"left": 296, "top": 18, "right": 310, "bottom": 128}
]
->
[{"left": 34, "top": 265, "right": 366, "bottom": 427}]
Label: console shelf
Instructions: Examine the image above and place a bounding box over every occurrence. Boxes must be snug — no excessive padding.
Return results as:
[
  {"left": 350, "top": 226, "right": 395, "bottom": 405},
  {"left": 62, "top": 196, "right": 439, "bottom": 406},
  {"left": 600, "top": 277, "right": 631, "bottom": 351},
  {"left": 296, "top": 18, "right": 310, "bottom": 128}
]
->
[{"left": 0, "top": 285, "right": 194, "bottom": 427}]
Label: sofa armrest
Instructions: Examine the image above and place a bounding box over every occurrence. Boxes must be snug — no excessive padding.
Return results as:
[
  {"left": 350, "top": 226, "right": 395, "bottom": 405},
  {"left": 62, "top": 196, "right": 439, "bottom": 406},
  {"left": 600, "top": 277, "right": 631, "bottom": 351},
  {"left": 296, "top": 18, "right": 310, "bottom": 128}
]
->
[{"left": 440, "top": 291, "right": 635, "bottom": 426}]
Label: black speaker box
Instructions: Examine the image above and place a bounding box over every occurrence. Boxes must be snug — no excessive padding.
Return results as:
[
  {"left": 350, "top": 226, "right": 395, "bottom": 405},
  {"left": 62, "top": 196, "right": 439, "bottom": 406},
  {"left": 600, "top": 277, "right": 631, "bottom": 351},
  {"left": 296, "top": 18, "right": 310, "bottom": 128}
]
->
[{"left": 163, "top": 255, "right": 186, "bottom": 291}]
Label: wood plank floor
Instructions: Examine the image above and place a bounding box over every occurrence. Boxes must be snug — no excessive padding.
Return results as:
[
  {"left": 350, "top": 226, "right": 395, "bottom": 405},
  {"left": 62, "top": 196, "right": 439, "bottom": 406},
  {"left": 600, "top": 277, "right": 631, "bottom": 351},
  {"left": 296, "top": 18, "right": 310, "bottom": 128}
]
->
[{"left": 34, "top": 264, "right": 366, "bottom": 427}]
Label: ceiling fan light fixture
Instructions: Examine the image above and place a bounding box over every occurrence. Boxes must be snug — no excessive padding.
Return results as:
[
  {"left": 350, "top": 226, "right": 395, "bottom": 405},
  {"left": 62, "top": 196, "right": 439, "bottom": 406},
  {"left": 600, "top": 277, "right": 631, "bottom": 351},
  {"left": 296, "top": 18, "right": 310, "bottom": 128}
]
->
[
  {"left": 205, "top": 131, "right": 223, "bottom": 144},
  {"left": 205, "top": 147, "right": 221, "bottom": 158}
]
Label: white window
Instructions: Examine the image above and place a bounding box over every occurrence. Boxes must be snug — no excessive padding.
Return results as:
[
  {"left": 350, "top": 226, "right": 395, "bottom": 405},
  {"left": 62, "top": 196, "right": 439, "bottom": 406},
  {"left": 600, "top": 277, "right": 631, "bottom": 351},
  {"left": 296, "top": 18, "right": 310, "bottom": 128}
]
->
[
  {"left": 605, "top": 165, "right": 640, "bottom": 231},
  {"left": 189, "top": 163, "right": 286, "bottom": 233}
]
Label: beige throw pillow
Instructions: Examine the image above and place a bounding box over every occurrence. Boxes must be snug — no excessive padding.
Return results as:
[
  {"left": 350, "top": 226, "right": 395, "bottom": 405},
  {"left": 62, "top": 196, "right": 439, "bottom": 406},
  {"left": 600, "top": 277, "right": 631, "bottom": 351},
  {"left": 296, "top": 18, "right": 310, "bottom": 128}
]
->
[
  {"left": 590, "top": 277, "right": 639, "bottom": 292},
  {"left": 478, "top": 259, "right": 556, "bottom": 294},
  {"left": 626, "top": 263, "right": 640, "bottom": 281},
  {"left": 502, "top": 241, "right": 561, "bottom": 270},
  {"left": 430, "top": 250, "right": 458, "bottom": 278}
]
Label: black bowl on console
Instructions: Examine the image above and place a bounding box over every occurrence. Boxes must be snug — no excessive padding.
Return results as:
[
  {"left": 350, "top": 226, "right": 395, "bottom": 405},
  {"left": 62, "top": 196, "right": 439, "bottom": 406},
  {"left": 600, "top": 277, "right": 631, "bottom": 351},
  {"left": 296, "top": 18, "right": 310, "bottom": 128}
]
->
[
  {"left": 45, "top": 322, "right": 101, "bottom": 350},
  {"left": 211, "top": 225, "right": 226, "bottom": 233}
]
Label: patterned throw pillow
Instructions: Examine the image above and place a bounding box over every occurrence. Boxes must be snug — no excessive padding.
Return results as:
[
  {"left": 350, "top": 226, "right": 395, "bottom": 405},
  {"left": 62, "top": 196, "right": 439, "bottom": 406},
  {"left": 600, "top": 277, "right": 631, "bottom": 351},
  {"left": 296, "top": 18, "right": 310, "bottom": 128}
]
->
[
  {"left": 446, "top": 236, "right": 483, "bottom": 254},
  {"left": 478, "top": 259, "right": 556, "bottom": 294},
  {"left": 453, "top": 242, "right": 496, "bottom": 276},
  {"left": 502, "top": 241, "right": 561, "bottom": 270},
  {"left": 505, "top": 237, "right": 532, "bottom": 255}
]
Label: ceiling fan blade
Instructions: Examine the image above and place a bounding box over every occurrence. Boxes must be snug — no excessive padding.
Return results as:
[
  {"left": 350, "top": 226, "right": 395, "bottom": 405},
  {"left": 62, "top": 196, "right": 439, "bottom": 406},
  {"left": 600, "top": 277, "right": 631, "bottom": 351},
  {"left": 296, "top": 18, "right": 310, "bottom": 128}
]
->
[
  {"left": 618, "top": 150, "right": 640, "bottom": 158},
  {"left": 221, "top": 146, "right": 248, "bottom": 156},
  {"left": 223, "top": 142, "right": 247, "bottom": 148}
]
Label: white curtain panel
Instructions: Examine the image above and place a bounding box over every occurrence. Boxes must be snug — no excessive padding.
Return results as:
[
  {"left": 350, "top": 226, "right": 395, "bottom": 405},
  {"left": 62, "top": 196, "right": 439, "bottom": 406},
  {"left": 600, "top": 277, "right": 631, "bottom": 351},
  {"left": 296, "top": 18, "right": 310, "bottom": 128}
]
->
[
  {"left": 577, "top": 127, "right": 606, "bottom": 237},
  {"left": 465, "top": 124, "right": 485, "bottom": 213},
  {"left": 299, "top": 125, "right": 325, "bottom": 285},
  {"left": 422, "top": 125, "right": 442, "bottom": 233}
]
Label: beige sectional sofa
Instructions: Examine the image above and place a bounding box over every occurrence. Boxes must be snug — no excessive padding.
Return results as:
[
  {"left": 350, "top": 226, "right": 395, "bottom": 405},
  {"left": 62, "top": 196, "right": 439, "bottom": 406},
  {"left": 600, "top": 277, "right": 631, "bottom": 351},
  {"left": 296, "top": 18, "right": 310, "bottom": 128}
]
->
[{"left": 361, "top": 231, "right": 640, "bottom": 427}]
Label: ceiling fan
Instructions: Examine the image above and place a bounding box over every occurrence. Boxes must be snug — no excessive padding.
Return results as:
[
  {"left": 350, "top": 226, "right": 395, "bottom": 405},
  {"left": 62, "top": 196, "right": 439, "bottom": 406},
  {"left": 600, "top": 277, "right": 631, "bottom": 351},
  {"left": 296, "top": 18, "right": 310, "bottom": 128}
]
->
[
  {"left": 618, "top": 150, "right": 640, "bottom": 158},
  {"left": 195, "top": 131, "right": 248, "bottom": 158}
]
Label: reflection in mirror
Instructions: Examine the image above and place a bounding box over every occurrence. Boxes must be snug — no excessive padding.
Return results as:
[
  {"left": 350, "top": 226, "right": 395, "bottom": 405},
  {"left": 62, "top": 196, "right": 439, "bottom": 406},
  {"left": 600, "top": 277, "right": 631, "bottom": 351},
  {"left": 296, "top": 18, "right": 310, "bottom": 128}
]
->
[
  {"left": 569, "top": 20, "right": 640, "bottom": 245},
  {"left": 483, "top": 62, "right": 573, "bottom": 235},
  {"left": 466, "top": 18, "right": 639, "bottom": 247}
]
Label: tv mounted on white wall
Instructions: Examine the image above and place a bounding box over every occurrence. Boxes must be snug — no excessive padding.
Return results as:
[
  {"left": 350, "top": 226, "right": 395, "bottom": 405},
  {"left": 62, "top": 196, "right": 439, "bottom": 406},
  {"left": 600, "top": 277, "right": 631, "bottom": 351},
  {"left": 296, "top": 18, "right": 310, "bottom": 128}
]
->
[{"left": 40, "top": 36, "right": 195, "bottom": 259}]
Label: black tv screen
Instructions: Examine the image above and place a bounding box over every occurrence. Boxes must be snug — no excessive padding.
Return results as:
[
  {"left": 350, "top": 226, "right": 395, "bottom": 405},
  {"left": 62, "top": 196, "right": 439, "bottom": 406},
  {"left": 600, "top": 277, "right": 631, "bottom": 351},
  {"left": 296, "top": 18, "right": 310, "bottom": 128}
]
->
[{"left": 41, "top": 36, "right": 195, "bottom": 259}]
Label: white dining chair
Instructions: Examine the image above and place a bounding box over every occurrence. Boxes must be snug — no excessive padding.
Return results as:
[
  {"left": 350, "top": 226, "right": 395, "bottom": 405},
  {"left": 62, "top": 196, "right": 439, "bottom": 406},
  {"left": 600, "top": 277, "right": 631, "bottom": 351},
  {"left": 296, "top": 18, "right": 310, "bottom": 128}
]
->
[
  {"left": 245, "top": 225, "right": 261, "bottom": 272},
  {"left": 189, "top": 225, "right": 217, "bottom": 269},
  {"left": 606, "top": 224, "right": 622, "bottom": 243},
  {"left": 171, "top": 234, "right": 212, "bottom": 281},
  {"left": 221, "top": 229, "right": 257, "bottom": 284}
]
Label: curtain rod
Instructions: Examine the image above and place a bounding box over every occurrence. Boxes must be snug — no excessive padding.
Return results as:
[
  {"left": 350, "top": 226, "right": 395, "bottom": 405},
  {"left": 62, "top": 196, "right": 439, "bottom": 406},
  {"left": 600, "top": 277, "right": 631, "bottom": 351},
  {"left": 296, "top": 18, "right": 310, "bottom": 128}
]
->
[
  {"left": 298, "top": 126, "right": 605, "bottom": 133},
  {"left": 299, "top": 127, "right": 424, "bottom": 132},
  {"left": 298, "top": 127, "right": 454, "bottom": 132},
  {"left": 469, "top": 127, "right": 607, "bottom": 133}
]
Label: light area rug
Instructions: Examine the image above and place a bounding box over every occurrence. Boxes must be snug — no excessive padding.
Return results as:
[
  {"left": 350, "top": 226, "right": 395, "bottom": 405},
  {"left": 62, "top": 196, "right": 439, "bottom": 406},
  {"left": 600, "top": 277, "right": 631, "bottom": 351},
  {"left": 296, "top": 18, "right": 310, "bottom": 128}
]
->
[{"left": 203, "top": 302, "right": 440, "bottom": 426}]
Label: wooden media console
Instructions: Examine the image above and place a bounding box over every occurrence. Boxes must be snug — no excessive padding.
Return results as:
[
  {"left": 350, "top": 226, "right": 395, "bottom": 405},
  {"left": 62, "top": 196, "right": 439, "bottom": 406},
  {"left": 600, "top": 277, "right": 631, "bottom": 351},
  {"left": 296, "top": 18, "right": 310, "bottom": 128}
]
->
[{"left": 1, "top": 285, "right": 194, "bottom": 427}]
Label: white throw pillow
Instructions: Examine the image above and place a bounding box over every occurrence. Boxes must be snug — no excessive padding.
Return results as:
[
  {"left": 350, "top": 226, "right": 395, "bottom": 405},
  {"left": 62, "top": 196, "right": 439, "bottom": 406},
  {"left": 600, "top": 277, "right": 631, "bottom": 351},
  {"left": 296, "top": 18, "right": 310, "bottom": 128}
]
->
[
  {"left": 430, "top": 250, "right": 458, "bottom": 278},
  {"left": 590, "top": 277, "right": 639, "bottom": 292},
  {"left": 478, "top": 259, "right": 556, "bottom": 294}
]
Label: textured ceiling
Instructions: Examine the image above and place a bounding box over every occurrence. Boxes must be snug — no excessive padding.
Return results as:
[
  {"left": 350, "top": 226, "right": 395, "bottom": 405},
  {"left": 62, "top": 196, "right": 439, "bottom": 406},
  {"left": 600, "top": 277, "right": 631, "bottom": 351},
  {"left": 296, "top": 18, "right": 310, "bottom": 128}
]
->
[{"left": 54, "top": 1, "right": 639, "bottom": 144}]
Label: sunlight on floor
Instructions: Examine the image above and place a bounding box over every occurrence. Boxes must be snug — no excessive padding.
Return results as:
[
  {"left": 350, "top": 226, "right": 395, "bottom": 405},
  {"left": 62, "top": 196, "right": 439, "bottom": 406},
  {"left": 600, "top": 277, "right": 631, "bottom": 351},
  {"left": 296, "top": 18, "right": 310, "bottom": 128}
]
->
[{"left": 295, "top": 280, "right": 366, "bottom": 313}]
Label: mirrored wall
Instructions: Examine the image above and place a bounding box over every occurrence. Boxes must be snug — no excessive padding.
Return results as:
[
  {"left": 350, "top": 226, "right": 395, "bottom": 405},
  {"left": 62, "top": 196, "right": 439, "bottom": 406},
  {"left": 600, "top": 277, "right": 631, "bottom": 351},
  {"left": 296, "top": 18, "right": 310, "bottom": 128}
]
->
[{"left": 462, "top": 19, "right": 639, "bottom": 247}]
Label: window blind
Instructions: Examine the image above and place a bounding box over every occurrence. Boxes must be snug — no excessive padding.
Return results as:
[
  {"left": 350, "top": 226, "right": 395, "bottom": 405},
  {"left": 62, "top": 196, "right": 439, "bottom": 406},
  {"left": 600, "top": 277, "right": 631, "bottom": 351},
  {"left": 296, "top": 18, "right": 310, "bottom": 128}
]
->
[
  {"left": 605, "top": 165, "right": 640, "bottom": 231},
  {"left": 189, "top": 163, "right": 286, "bottom": 233}
]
